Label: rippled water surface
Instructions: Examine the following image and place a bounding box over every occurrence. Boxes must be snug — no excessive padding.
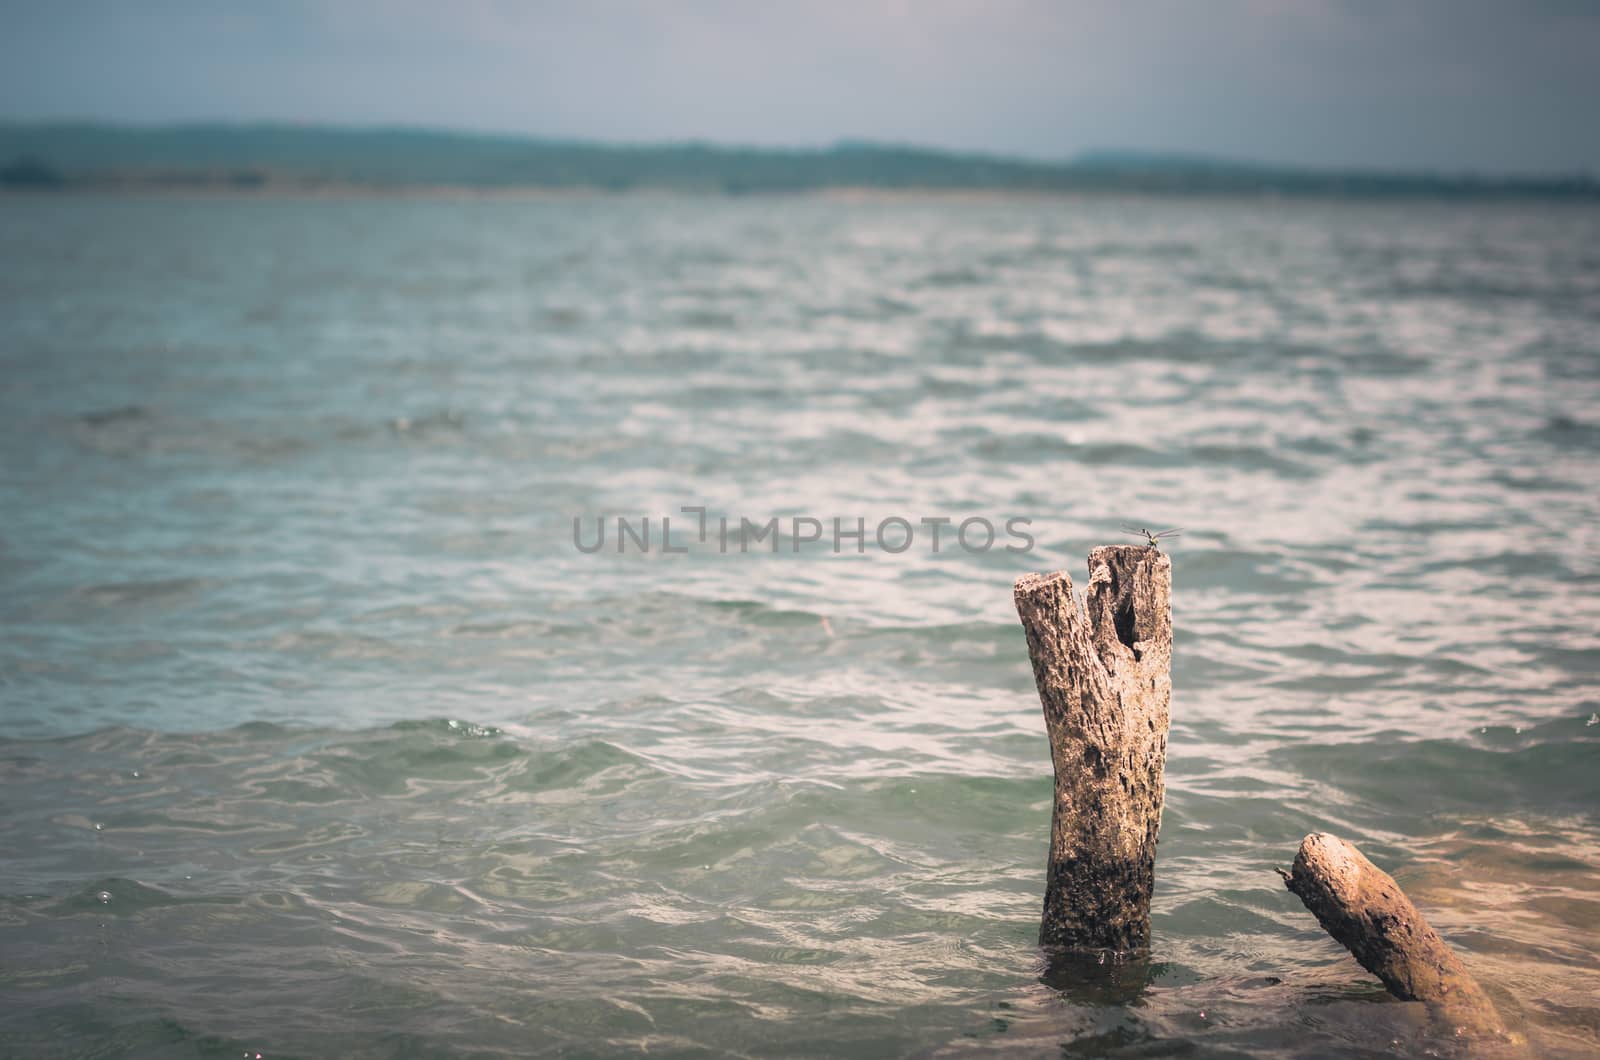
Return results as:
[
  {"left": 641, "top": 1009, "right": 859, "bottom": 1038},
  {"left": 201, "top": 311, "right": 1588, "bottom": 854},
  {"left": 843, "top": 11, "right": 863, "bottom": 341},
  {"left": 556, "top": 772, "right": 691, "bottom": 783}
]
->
[{"left": 1, "top": 193, "right": 1597, "bottom": 1058}]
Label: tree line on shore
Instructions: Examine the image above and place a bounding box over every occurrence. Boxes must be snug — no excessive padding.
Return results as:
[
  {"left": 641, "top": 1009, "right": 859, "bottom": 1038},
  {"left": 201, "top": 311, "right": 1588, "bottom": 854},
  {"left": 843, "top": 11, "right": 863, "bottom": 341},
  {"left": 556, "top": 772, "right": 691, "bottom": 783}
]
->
[{"left": 3, "top": 122, "right": 1597, "bottom": 198}]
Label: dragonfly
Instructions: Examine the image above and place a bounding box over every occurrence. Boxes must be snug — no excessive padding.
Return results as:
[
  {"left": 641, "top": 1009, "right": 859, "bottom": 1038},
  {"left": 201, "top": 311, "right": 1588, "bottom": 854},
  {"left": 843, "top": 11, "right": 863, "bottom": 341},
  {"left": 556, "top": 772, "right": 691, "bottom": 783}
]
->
[{"left": 1121, "top": 524, "right": 1183, "bottom": 551}]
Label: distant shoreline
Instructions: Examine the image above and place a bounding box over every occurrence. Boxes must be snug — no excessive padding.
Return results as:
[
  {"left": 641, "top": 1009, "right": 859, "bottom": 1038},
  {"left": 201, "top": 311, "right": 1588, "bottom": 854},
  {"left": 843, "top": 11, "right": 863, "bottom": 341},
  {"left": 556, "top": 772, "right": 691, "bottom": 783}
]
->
[
  {"left": 6, "top": 182, "right": 1600, "bottom": 204},
  {"left": 3, "top": 122, "right": 1597, "bottom": 201}
]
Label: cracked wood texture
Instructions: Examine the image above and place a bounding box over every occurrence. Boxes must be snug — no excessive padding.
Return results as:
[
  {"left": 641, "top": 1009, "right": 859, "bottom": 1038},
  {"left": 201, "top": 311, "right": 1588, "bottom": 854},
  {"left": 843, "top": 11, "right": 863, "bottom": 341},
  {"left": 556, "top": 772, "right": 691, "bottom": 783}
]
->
[
  {"left": 1282, "top": 832, "right": 1507, "bottom": 1040},
  {"left": 1014, "top": 545, "right": 1171, "bottom": 951}
]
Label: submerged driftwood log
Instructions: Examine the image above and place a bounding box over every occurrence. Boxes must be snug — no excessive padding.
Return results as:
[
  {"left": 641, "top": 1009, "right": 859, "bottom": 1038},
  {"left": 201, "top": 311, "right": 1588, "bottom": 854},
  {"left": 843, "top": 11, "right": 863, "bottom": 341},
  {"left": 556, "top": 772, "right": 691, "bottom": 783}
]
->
[
  {"left": 1281, "top": 832, "right": 1507, "bottom": 1039},
  {"left": 1014, "top": 545, "right": 1172, "bottom": 950}
]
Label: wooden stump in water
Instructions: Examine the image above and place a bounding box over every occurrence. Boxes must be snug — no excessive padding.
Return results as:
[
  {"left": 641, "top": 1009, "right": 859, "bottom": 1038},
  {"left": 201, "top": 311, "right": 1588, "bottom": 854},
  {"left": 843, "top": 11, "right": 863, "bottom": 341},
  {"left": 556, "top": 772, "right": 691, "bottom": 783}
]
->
[
  {"left": 1013, "top": 545, "right": 1172, "bottom": 951},
  {"left": 1281, "top": 832, "right": 1508, "bottom": 1040}
]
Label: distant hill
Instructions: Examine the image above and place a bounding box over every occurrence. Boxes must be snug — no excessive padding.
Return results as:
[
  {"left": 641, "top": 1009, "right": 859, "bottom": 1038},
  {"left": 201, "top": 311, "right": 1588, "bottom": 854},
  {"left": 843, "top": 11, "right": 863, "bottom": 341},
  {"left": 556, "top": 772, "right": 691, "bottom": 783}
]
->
[{"left": 1, "top": 123, "right": 1595, "bottom": 199}]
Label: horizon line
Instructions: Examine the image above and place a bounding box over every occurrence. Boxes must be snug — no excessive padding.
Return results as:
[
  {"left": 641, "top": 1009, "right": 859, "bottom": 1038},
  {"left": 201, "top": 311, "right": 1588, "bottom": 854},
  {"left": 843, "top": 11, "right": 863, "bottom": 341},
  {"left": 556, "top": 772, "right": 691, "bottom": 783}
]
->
[{"left": 4, "top": 117, "right": 1595, "bottom": 184}]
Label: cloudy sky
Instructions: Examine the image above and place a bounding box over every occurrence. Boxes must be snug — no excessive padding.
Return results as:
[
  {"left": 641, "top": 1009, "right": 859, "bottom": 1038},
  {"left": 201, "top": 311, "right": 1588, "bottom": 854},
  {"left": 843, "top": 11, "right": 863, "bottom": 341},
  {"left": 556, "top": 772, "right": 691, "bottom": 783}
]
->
[{"left": 2, "top": 0, "right": 1597, "bottom": 174}]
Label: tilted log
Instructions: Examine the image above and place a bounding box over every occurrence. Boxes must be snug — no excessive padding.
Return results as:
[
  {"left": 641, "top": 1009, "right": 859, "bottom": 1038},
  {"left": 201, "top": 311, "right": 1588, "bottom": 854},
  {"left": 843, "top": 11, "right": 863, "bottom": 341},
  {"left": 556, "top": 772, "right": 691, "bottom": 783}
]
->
[
  {"left": 1281, "top": 832, "right": 1507, "bottom": 1039},
  {"left": 1013, "top": 545, "right": 1172, "bottom": 951}
]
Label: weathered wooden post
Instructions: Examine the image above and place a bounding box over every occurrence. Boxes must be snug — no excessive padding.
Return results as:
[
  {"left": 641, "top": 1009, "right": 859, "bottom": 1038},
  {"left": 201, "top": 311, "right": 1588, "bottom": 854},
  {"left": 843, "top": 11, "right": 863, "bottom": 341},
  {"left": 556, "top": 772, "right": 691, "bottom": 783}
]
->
[
  {"left": 1014, "top": 545, "right": 1172, "bottom": 951},
  {"left": 1281, "top": 832, "right": 1508, "bottom": 1039}
]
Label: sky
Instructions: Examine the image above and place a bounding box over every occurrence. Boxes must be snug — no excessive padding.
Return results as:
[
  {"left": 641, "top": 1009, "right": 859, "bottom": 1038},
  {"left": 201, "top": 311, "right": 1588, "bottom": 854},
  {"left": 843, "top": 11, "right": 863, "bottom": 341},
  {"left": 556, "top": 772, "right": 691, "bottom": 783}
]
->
[{"left": 2, "top": 0, "right": 1598, "bottom": 175}]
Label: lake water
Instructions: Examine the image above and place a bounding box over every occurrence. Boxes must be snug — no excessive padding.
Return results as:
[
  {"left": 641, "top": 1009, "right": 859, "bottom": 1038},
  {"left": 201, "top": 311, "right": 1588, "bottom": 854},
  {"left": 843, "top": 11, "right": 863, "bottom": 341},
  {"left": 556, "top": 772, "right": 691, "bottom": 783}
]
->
[{"left": 0, "top": 193, "right": 1596, "bottom": 1058}]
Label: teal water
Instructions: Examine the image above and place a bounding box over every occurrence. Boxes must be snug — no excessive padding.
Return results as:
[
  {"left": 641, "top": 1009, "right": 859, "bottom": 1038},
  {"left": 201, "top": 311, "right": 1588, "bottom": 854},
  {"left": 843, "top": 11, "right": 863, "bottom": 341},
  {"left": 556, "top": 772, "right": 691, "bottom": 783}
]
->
[{"left": 0, "top": 194, "right": 1597, "bottom": 1057}]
